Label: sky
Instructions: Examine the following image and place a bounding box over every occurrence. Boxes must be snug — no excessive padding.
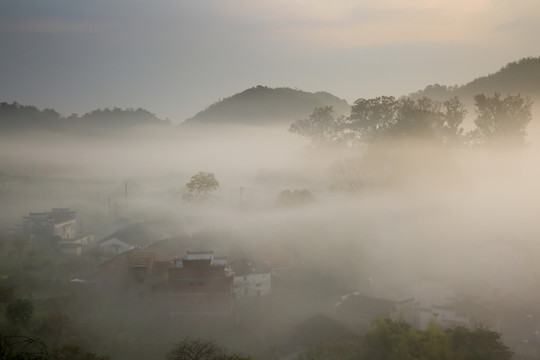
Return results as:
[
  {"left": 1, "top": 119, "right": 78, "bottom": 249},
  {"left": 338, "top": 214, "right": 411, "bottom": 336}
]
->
[{"left": 1, "top": 0, "right": 539, "bottom": 123}]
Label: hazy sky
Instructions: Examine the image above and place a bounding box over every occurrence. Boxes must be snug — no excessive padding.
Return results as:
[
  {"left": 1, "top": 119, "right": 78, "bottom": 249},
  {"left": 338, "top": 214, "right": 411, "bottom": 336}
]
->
[{"left": 1, "top": 0, "right": 539, "bottom": 122}]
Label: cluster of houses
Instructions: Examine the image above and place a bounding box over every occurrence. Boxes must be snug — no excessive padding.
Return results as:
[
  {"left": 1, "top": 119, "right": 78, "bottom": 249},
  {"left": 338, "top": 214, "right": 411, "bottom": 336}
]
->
[
  {"left": 78, "top": 248, "right": 272, "bottom": 318},
  {"left": 7, "top": 208, "right": 94, "bottom": 255},
  {"left": 5, "top": 207, "right": 540, "bottom": 358}
]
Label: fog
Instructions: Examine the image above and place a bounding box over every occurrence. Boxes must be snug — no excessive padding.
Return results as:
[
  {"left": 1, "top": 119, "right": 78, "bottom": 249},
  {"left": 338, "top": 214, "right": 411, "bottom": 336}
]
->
[{"left": 2, "top": 120, "right": 540, "bottom": 358}]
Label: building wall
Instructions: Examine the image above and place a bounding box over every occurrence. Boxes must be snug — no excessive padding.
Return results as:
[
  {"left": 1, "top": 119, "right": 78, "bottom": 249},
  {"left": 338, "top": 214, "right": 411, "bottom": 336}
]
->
[
  {"left": 54, "top": 220, "right": 77, "bottom": 239},
  {"left": 233, "top": 273, "right": 271, "bottom": 298},
  {"left": 392, "top": 300, "right": 470, "bottom": 330},
  {"left": 168, "top": 259, "right": 233, "bottom": 316}
]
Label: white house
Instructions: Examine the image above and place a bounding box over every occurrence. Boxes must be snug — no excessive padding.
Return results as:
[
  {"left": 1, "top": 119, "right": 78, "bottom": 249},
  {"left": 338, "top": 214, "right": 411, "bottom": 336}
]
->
[{"left": 233, "top": 272, "right": 271, "bottom": 298}]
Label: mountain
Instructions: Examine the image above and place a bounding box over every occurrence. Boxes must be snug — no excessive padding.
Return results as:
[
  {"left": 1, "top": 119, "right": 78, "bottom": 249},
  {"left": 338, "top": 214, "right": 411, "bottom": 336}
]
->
[
  {"left": 409, "top": 57, "right": 540, "bottom": 103},
  {"left": 183, "top": 85, "right": 350, "bottom": 125},
  {"left": 0, "top": 103, "right": 170, "bottom": 135}
]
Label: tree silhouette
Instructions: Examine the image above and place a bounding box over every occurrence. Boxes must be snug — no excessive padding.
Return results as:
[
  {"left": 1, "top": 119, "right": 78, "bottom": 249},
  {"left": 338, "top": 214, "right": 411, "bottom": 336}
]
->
[
  {"left": 185, "top": 172, "right": 219, "bottom": 200},
  {"left": 470, "top": 93, "right": 533, "bottom": 147}
]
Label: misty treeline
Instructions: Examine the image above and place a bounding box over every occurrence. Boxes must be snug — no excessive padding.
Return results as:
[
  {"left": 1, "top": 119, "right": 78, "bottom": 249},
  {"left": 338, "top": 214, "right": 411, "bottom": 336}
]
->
[
  {"left": 0, "top": 103, "right": 169, "bottom": 134},
  {"left": 409, "top": 57, "right": 540, "bottom": 102},
  {"left": 1, "top": 319, "right": 512, "bottom": 360},
  {"left": 301, "top": 319, "right": 512, "bottom": 360},
  {"left": 290, "top": 93, "right": 533, "bottom": 148}
]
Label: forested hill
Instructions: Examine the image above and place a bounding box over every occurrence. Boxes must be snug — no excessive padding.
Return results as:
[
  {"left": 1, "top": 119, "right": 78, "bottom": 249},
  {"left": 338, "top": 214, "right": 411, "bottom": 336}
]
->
[
  {"left": 409, "top": 57, "right": 540, "bottom": 103},
  {"left": 183, "top": 86, "right": 351, "bottom": 125},
  {"left": 0, "top": 103, "right": 170, "bottom": 135}
]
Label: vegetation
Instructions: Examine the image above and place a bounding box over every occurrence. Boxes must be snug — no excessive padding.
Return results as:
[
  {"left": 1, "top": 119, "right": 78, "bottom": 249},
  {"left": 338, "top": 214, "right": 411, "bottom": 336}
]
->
[
  {"left": 184, "top": 172, "right": 220, "bottom": 200},
  {"left": 5, "top": 299, "right": 34, "bottom": 326},
  {"left": 409, "top": 56, "right": 540, "bottom": 101},
  {"left": 0, "top": 335, "right": 110, "bottom": 360},
  {"left": 184, "top": 86, "right": 350, "bottom": 125},
  {"left": 167, "top": 338, "right": 229, "bottom": 360},
  {"left": 469, "top": 93, "right": 533, "bottom": 147},
  {"left": 0, "top": 102, "right": 169, "bottom": 135},
  {"left": 291, "top": 92, "right": 532, "bottom": 148},
  {"left": 276, "top": 189, "right": 316, "bottom": 207},
  {"left": 289, "top": 106, "right": 344, "bottom": 146},
  {"left": 302, "top": 318, "right": 512, "bottom": 360}
]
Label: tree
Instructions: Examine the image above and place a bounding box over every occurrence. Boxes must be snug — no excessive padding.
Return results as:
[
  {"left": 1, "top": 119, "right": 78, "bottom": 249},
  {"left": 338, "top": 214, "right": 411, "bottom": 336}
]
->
[
  {"left": 470, "top": 93, "right": 533, "bottom": 147},
  {"left": 36, "top": 312, "right": 74, "bottom": 349},
  {"left": 185, "top": 172, "right": 219, "bottom": 199},
  {"left": 289, "top": 106, "right": 344, "bottom": 146},
  {"left": 0, "top": 285, "right": 15, "bottom": 304},
  {"left": 50, "top": 344, "right": 111, "bottom": 360},
  {"left": 440, "top": 96, "right": 466, "bottom": 144},
  {"left": 167, "top": 338, "right": 228, "bottom": 360},
  {"left": 447, "top": 326, "right": 513, "bottom": 360},
  {"left": 347, "top": 96, "right": 398, "bottom": 142},
  {"left": 5, "top": 299, "right": 34, "bottom": 325},
  {"left": 276, "top": 189, "right": 316, "bottom": 207},
  {"left": 364, "top": 318, "right": 453, "bottom": 360},
  {"left": 347, "top": 96, "right": 466, "bottom": 144},
  {"left": 0, "top": 334, "right": 48, "bottom": 360}
]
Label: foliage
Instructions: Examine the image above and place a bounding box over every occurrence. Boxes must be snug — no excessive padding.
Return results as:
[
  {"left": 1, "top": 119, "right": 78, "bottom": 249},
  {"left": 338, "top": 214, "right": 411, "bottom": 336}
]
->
[
  {"left": 185, "top": 172, "right": 220, "bottom": 199},
  {"left": 276, "top": 189, "right": 316, "bottom": 207},
  {"left": 35, "top": 312, "right": 73, "bottom": 349},
  {"left": 5, "top": 300, "right": 33, "bottom": 325},
  {"left": 0, "top": 102, "right": 169, "bottom": 134},
  {"left": 0, "top": 334, "right": 48, "bottom": 360},
  {"left": 289, "top": 106, "right": 345, "bottom": 146},
  {"left": 446, "top": 326, "right": 513, "bottom": 360},
  {"left": 49, "top": 344, "right": 110, "bottom": 360},
  {"left": 347, "top": 96, "right": 465, "bottom": 144},
  {"left": 167, "top": 337, "right": 228, "bottom": 360},
  {"left": 185, "top": 86, "right": 350, "bottom": 125},
  {"left": 347, "top": 96, "right": 398, "bottom": 142},
  {"left": 409, "top": 56, "right": 540, "bottom": 101},
  {"left": 299, "top": 338, "right": 363, "bottom": 360},
  {"left": 0, "top": 335, "right": 110, "bottom": 360},
  {"left": 290, "top": 96, "right": 466, "bottom": 146},
  {"left": 0, "top": 286, "right": 15, "bottom": 305},
  {"left": 469, "top": 93, "right": 533, "bottom": 147},
  {"left": 304, "top": 319, "right": 512, "bottom": 360}
]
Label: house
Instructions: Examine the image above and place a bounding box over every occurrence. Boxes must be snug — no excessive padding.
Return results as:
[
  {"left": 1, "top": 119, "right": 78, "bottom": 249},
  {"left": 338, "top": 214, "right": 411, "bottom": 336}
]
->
[
  {"left": 334, "top": 292, "right": 395, "bottom": 333},
  {"left": 58, "top": 233, "right": 95, "bottom": 255},
  {"left": 391, "top": 282, "right": 470, "bottom": 330},
  {"left": 168, "top": 250, "right": 233, "bottom": 317},
  {"left": 97, "top": 237, "right": 135, "bottom": 256},
  {"left": 86, "top": 249, "right": 170, "bottom": 298},
  {"left": 231, "top": 259, "right": 271, "bottom": 299},
  {"left": 21, "top": 208, "right": 77, "bottom": 241},
  {"left": 95, "top": 223, "right": 158, "bottom": 257}
]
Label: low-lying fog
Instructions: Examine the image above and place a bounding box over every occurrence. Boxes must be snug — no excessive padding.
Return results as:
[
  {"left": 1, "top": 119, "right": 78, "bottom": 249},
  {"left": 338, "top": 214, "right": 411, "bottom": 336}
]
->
[{"left": 2, "top": 122, "right": 540, "bottom": 303}]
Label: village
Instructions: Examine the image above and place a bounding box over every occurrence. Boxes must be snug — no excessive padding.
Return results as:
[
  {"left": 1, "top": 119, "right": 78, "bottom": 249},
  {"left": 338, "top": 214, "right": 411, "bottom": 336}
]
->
[{"left": 2, "top": 206, "right": 540, "bottom": 359}]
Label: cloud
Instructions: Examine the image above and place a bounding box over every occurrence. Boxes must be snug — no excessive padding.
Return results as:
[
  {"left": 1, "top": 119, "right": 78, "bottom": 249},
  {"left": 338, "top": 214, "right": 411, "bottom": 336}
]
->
[{"left": 210, "top": 0, "right": 538, "bottom": 48}]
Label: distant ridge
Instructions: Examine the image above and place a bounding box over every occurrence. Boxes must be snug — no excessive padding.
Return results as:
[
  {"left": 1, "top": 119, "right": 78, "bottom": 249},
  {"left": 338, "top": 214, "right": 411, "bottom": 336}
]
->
[
  {"left": 0, "top": 103, "right": 170, "bottom": 135},
  {"left": 409, "top": 57, "right": 540, "bottom": 103},
  {"left": 183, "top": 85, "right": 350, "bottom": 125}
]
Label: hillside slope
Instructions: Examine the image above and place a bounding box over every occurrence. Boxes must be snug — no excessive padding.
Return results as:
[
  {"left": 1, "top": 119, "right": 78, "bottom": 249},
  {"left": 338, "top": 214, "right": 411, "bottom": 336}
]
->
[
  {"left": 409, "top": 57, "right": 540, "bottom": 103},
  {"left": 184, "top": 85, "right": 350, "bottom": 125}
]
